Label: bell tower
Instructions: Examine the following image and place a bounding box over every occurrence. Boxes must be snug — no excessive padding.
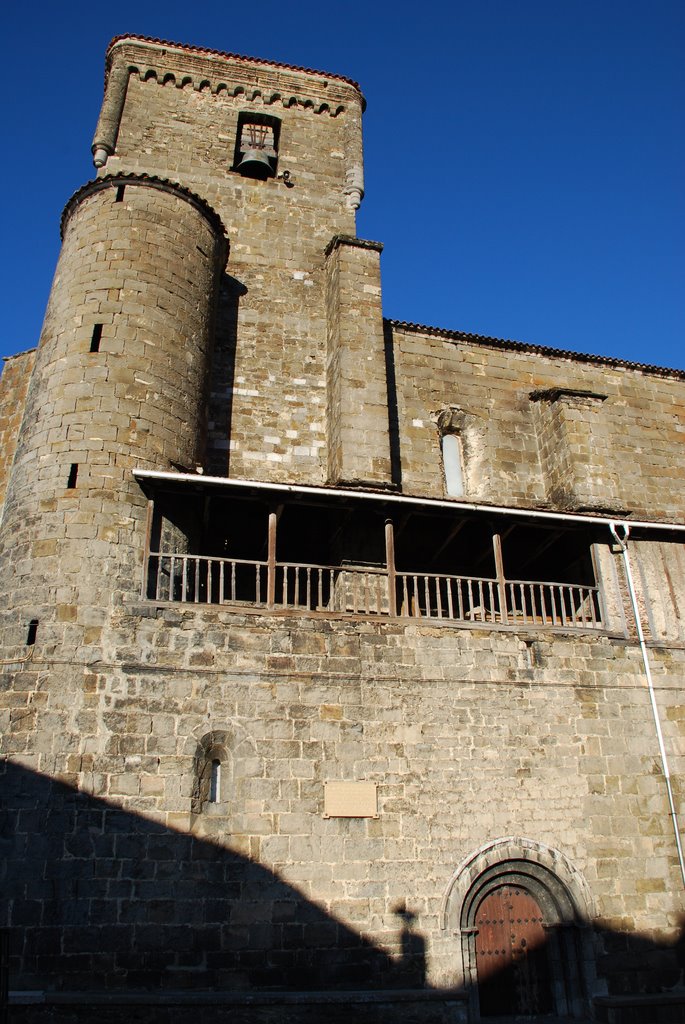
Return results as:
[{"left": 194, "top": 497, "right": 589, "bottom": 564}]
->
[
  {"left": 91, "top": 36, "right": 391, "bottom": 488},
  {"left": 0, "top": 35, "right": 394, "bottom": 653}
]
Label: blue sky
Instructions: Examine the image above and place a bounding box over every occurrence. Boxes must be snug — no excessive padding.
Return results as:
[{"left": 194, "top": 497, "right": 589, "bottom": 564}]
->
[{"left": 2, "top": 1, "right": 683, "bottom": 368}]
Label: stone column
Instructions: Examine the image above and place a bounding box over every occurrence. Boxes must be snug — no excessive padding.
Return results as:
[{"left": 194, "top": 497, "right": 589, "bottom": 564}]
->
[{"left": 325, "top": 235, "right": 393, "bottom": 488}]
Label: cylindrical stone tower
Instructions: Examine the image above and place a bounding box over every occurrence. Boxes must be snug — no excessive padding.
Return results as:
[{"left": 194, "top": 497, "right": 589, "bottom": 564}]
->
[{"left": 0, "top": 174, "right": 227, "bottom": 647}]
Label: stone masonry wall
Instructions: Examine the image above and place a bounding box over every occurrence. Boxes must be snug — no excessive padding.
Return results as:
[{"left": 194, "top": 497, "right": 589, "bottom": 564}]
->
[
  {"left": 531, "top": 388, "right": 618, "bottom": 510},
  {"left": 2, "top": 594, "right": 684, "bottom": 1000},
  {"left": 0, "top": 349, "right": 35, "bottom": 511},
  {"left": 390, "top": 326, "right": 685, "bottom": 520},
  {"left": 325, "top": 237, "right": 391, "bottom": 487},
  {"left": 98, "top": 42, "right": 364, "bottom": 484}
]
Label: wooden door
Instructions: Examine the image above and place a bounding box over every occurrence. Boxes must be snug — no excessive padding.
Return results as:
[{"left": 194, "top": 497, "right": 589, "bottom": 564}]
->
[{"left": 475, "top": 885, "right": 554, "bottom": 1017}]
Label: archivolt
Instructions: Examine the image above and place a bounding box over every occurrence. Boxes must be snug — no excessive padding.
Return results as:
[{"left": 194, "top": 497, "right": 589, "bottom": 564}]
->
[{"left": 440, "top": 836, "right": 593, "bottom": 931}]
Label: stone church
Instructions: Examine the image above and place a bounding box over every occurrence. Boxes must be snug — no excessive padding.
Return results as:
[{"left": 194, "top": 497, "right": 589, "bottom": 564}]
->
[{"left": 1, "top": 34, "right": 684, "bottom": 1024}]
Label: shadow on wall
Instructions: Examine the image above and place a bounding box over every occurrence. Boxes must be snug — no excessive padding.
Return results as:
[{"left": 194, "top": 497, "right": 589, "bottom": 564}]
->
[
  {"left": 0, "top": 761, "right": 428, "bottom": 1012},
  {"left": 1, "top": 761, "right": 684, "bottom": 1024},
  {"left": 206, "top": 273, "right": 247, "bottom": 478},
  {"left": 382, "top": 321, "right": 402, "bottom": 490}
]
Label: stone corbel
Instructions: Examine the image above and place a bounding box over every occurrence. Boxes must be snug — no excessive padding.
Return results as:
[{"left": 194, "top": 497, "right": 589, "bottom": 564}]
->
[
  {"left": 436, "top": 405, "right": 466, "bottom": 435},
  {"left": 343, "top": 165, "right": 364, "bottom": 210},
  {"left": 91, "top": 62, "right": 131, "bottom": 168}
]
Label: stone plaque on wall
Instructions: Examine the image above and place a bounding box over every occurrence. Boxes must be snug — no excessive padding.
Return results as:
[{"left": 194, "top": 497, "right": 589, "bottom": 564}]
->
[{"left": 323, "top": 781, "right": 378, "bottom": 818}]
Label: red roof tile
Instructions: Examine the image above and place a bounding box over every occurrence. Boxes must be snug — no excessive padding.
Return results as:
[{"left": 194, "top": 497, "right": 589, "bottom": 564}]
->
[
  {"left": 385, "top": 319, "right": 685, "bottom": 380},
  {"left": 106, "top": 34, "right": 364, "bottom": 98}
]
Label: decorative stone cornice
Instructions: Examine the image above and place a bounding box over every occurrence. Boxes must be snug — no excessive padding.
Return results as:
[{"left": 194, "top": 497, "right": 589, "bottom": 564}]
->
[
  {"left": 324, "top": 235, "right": 383, "bottom": 258},
  {"left": 104, "top": 36, "right": 361, "bottom": 117},
  {"left": 132, "top": 66, "right": 347, "bottom": 116},
  {"left": 106, "top": 34, "right": 364, "bottom": 95}
]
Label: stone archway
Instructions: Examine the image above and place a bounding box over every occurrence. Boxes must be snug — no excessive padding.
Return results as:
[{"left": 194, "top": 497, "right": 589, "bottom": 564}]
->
[{"left": 441, "top": 838, "right": 595, "bottom": 1020}]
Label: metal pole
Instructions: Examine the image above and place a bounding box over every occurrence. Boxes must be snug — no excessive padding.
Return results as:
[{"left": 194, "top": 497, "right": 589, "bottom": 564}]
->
[{"left": 609, "top": 521, "right": 685, "bottom": 887}]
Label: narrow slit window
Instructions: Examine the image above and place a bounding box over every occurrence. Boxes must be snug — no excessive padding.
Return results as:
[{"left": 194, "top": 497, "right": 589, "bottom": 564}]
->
[
  {"left": 90, "top": 323, "right": 103, "bottom": 353},
  {"left": 26, "top": 620, "right": 39, "bottom": 646},
  {"left": 115, "top": 185, "right": 125, "bottom": 202},
  {"left": 442, "top": 433, "right": 464, "bottom": 497},
  {"left": 67, "top": 464, "right": 79, "bottom": 489},
  {"left": 209, "top": 759, "right": 221, "bottom": 803}
]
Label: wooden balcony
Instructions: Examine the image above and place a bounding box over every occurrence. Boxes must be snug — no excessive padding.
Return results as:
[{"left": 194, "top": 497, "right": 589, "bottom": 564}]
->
[{"left": 146, "top": 552, "right": 603, "bottom": 630}]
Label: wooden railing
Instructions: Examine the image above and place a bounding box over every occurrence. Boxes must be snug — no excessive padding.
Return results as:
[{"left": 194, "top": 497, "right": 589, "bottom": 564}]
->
[
  {"left": 504, "top": 579, "right": 601, "bottom": 628},
  {"left": 149, "top": 553, "right": 268, "bottom": 606},
  {"left": 396, "top": 572, "right": 502, "bottom": 622},
  {"left": 275, "top": 563, "right": 389, "bottom": 614},
  {"left": 147, "top": 552, "right": 603, "bottom": 629}
]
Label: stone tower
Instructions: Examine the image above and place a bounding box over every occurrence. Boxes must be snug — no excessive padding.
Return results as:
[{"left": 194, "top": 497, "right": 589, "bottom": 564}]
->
[
  {"left": 2, "top": 34, "right": 685, "bottom": 1024},
  {"left": 0, "top": 176, "right": 226, "bottom": 647},
  {"left": 0, "top": 33, "right": 389, "bottom": 658},
  {"left": 92, "top": 35, "right": 390, "bottom": 489}
]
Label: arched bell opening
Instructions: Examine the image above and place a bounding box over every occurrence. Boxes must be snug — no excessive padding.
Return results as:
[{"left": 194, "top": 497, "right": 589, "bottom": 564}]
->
[{"left": 232, "top": 111, "right": 281, "bottom": 180}]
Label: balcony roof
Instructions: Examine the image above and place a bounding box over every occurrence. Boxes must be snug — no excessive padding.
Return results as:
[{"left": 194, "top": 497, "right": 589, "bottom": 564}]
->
[{"left": 133, "top": 470, "right": 685, "bottom": 535}]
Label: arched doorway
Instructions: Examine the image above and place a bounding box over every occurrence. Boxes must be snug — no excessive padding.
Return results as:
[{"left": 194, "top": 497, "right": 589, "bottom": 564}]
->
[{"left": 441, "top": 838, "right": 594, "bottom": 1021}]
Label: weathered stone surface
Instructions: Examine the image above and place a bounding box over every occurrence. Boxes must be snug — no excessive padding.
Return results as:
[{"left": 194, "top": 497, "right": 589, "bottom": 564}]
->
[
  {"left": 0, "top": 32, "right": 684, "bottom": 1024},
  {"left": 0, "top": 349, "right": 35, "bottom": 509}
]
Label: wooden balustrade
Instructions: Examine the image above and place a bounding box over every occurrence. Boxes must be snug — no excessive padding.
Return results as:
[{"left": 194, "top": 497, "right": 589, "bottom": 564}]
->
[
  {"left": 147, "top": 552, "right": 603, "bottom": 629},
  {"left": 150, "top": 553, "right": 268, "bottom": 606}
]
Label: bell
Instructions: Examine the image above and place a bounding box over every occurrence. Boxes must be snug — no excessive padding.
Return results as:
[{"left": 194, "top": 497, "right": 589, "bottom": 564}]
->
[{"left": 236, "top": 148, "right": 273, "bottom": 179}]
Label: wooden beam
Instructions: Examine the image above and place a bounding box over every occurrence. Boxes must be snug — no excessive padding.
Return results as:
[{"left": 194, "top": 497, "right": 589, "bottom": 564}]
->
[{"left": 142, "top": 498, "right": 154, "bottom": 599}]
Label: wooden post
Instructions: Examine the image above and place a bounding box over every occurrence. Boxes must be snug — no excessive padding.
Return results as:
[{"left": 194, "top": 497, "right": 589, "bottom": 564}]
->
[
  {"left": 267, "top": 509, "right": 278, "bottom": 608},
  {"left": 142, "top": 498, "right": 154, "bottom": 599},
  {"left": 492, "top": 531, "right": 509, "bottom": 624},
  {"left": 385, "top": 518, "right": 397, "bottom": 617}
]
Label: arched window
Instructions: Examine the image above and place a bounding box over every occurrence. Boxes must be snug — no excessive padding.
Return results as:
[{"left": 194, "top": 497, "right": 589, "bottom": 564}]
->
[
  {"left": 437, "top": 406, "right": 467, "bottom": 498},
  {"left": 192, "top": 733, "right": 231, "bottom": 816},
  {"left": 209, "top": 759, "right": 221, "bottom": 803},
  {"left": 189, "top": 725, "right": 263, "bottom": 825},
  {"left": 441, "top": 432, "right": 465, "bottom": 497}
]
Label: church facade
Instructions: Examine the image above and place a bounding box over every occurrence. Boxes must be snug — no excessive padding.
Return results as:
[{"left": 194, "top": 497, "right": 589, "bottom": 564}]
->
[{"left": 1, "top": 35, "right": 684, "bottom": 1023}]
